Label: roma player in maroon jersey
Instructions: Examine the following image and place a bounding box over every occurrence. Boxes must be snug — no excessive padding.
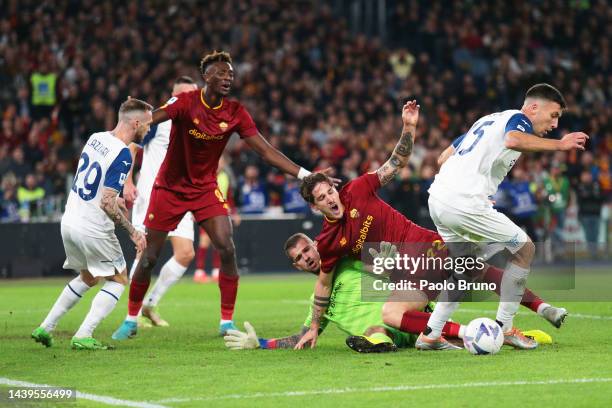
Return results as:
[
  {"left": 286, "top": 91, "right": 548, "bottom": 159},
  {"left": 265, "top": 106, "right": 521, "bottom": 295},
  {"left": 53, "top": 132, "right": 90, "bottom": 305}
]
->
[{"left": 113, "top": 51, "right": 318, "bottom": 339}]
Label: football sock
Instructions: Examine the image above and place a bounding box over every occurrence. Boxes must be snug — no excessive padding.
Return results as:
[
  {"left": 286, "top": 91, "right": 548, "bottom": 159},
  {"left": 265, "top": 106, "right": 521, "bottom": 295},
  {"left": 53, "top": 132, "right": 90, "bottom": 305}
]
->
[
  {"left": 496, "top": 262, "right": 530, "bottom": 331},
  {"left": 219, "top": 273, "right": 239, "bottom": 320},
  {"left": 425, "top": 300, "right": 460, "bottom": 339},
  {"left": 400, "top": 311, "right": 462, "bottom": 338},
  {"left": 127, "top": 278, "right": 150, "bottom": 321},
  {"left": 75, "top": 281, "right": 124, "bottom": 338},
  {"left": 483, "top": 265, "right": 543, "bottom": 313},
  {"left": 128, "top": 258, "right": 140, "bottom": 281},
  {"left": 196, "top": 247, "right": 207, "bottom": 270},
  {"left": 41, "top": 275, "right": 92, "bottom": 332},
  {"left": 537, "top": 302, "right": 552, "bottom": 316},
  {"left": 143, "top": 257, "right": 187, "bottom": 308}
]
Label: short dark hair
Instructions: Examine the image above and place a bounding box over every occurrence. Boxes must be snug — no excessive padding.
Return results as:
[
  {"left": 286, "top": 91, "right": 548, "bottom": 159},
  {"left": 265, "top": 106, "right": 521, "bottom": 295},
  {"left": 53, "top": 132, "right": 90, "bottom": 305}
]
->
[
  {"left": 118, "top": 98, "right": 153, "bottom": 121},
  {"left": 525, "top": 83, "right": 566, "bottom": 109},
  {"left": 299, "top": 173, "right": 334, "bottom": 204},
  {"left": 284, "top": 232, "right": 311, "bottom": 258},
  {"left": 174, "top": 75, "right": 195, "bottom": 85},
  {"left": 200, "top": 50, "right": 232, "bottom": 76}
]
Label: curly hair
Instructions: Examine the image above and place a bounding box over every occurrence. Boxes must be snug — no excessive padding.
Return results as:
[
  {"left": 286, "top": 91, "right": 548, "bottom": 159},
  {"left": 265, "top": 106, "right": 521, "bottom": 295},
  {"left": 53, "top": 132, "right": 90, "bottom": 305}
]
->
[
  {"left": 299, "top": 172, "right": 334, "bottom": 204},
  {"left": 199, "top": 50, "right": 232, "bottom": 76}
]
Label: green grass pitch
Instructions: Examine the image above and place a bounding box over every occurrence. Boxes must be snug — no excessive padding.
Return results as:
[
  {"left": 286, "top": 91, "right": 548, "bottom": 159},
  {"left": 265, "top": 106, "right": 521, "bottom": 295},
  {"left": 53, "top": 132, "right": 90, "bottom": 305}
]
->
[{"left": 1, "top": 273, "right": 612, "bottom": 407}]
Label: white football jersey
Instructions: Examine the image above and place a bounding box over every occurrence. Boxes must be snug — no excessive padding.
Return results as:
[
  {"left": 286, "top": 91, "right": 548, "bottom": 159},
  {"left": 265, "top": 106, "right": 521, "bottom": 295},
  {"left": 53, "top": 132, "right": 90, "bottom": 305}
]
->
[
  {"left": 428, "top": 109, "right": 534, "bottom": 214},
  {"left": 137, "top": 119, "right": 171, "bottom": 198},
  {"left": 62, "top": 131, "right": 132, "bottom": 237}
]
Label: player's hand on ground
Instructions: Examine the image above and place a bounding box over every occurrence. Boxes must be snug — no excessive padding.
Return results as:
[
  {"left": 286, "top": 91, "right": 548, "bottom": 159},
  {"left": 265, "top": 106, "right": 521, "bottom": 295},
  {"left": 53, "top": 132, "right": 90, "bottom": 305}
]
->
[
  {"left": 401, "top": 100, "right": 420, "bottom": 128},
  {"left": 319, "top": 167, "right": 342, "bottom": 187},
  {"left": 131, "top": 230, "right": 147, "bottom": 253},
  {"left": 368, "top": 241, "right": 398, "bottom": 278},
  {"left": 294, "top": 328, "right": 318, "bottom": 350},
  {"left": 224, "top": 322, "right": 260, "bottom": 350},
  {"left": 560, "top": 132, "right": 588, "bottom": 151},
  {"left": 123, "top": 180, "right": 138, "bottom": 203}
]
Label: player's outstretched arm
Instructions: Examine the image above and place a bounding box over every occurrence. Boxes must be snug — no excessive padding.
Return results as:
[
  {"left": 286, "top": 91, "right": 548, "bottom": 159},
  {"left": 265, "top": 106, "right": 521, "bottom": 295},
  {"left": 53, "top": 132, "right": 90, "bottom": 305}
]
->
[
  {"left": 376, "top": 100, "right": 420, "bottom": 186},
  {"left": 294, "top": 270, "right": 334, "bottom": 349},
  {"left": 100, "top": 188, "right": 146, "bottom": 252},
  {"left": 224, "top": 323, "right": 311, "bottom": 350},
  {"left": 505, "top": 130, "right": 588, "bottom": 152},
  {"left": 243, "top": 133, "right": 306, "bottom": 179}
]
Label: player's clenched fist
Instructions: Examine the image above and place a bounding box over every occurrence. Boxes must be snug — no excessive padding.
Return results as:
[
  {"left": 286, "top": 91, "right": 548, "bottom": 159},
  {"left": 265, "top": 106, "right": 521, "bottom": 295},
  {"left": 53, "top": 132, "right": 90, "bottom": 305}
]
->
[{"left": 130, "top": 230, "right": 147, "bottom": 253}]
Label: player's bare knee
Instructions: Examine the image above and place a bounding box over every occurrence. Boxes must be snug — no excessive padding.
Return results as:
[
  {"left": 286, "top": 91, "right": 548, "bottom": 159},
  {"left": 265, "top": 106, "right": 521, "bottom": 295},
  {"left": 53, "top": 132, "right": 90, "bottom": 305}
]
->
[
  {"left": 381, "top": 303, "right": 398, "bottom": 326},
  {"left": 80, "top": 270, "right": 98, "bottom": 287},
  {"left": 175, "top": 247, "right": 195, "bottom": 266},
  {"left": 514, "top": 240, "right": 535, "bottom": 266},
  {"left": 216, "top": 240, "right": 236, "bottom": 261},
  {"left": 108, "top": 271, "right": 129, "bottom": 285}
]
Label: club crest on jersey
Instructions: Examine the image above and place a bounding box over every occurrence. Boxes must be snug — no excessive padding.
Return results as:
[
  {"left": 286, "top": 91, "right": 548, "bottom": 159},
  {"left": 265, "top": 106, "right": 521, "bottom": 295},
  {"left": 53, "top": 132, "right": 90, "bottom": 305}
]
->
[
  {"left": 148, "top": 213, "right": 154, "bottom": 221},
  {"left": 350, "top": 208, "right": 360, "bottom": 218},
  {"left": 219, "top": 121, "right": 228, "bottom": 130},
  {"left": 193, "top": 118, "right": 200, "bottom": 125},
  {"left": 340, "top": 237, "right": 347, "bottom": 247}
]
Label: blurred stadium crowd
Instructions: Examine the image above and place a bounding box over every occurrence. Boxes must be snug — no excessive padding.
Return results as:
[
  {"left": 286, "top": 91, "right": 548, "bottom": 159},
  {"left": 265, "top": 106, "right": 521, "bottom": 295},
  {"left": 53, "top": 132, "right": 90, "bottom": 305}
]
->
[{"left": 0, "top": 0, "right": 610, "bottom": 253}]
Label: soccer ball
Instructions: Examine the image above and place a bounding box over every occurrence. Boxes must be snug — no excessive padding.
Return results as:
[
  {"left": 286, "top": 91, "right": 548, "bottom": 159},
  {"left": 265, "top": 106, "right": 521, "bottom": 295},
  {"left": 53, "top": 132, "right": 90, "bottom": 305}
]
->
[{"left": 463, "top": 317, "right": 504, "bottom": 355}]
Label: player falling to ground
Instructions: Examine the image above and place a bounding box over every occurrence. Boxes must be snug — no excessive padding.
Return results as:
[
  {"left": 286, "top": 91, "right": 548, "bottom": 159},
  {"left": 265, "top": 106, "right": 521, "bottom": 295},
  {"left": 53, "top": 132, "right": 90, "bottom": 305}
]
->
[
  {"left": 31, "top": 99, "right": 150, "bottom": 350},
  {"left": 224, "top": 234, "right": 558, "bottom": 352},
  {"left": 293, "top": 100, "right": 424, "bottom": 349},
  {"left": 121, "top": 77, "right": 199, "bottom": 328},
  {"left": 423, "top": 83, "right": 587, "bottom": 350},
  {"left": 113, "top": 50, "right": 324, "bottom": 340}
]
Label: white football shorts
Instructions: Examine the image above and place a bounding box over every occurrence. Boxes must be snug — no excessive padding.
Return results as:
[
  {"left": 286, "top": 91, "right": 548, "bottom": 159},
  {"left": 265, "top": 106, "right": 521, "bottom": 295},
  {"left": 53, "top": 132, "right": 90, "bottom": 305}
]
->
[
  {"left": 61, "top": 224, "right": 126, "bottom": 277},
  {"left": 428, "top": 196, "right": 529, "bottom": 258}
]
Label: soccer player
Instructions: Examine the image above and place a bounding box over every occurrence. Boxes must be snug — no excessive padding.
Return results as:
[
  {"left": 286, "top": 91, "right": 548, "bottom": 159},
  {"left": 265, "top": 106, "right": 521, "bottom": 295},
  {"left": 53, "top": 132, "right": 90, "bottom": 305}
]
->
[
  {"left": 293, "top": 100, "right": 424, "bottom": 349},
  {"left": 224, "top": 234, "right": 557, "bottom": 352},
  {"left": 122, "top": 77, "right": 199, "bottom": 328},
  {"left": 424, "top": 83, "right": 587, "bottom": 350},
  {"left": 113, "top": 50, "right": 322, "bottom": 339},
  {"left": 31, "top": 99, "right": 149, "bottom": 350}
]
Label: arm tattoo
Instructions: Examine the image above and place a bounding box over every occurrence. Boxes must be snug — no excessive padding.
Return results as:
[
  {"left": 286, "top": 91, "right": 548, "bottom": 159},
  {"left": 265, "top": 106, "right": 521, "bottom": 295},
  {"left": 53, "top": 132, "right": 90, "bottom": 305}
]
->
[
  {"left": 311, "top": 304, "right": 325, "bottom": 326},
  {"left": 275, "top": 327, "right": 310, "bottom": 349},
  {"left": 100, "top": 189, "right": 136, "bottom": 236},
  {"left": 377, "top": 130, "right": 415, "bottom": 186}
]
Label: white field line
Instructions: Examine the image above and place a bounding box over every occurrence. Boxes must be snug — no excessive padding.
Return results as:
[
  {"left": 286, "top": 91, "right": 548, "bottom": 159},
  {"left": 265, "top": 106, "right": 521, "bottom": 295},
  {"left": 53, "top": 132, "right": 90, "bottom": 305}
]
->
[
  {"left": 156, "top": 377, "right": 612, "bottom": 403},
  {"left": 0, "top": 377, "right": 169, "bottom": 408}
]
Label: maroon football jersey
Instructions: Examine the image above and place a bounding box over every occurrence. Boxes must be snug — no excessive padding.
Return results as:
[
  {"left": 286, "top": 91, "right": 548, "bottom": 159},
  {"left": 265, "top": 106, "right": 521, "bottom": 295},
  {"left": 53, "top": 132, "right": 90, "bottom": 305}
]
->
[
  {"left": 315, "top": 172, "right": 433, "bottom": 273},
  {"left": 156, "top": 89, "right": 258, "bottom": 196}
]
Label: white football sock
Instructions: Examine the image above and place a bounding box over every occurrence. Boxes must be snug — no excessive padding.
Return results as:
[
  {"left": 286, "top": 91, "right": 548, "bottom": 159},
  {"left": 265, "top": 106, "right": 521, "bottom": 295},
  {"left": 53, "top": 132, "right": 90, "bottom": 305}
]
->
[
  {"left": 143, "top": 257, "right": 187, "bottom": 308},
  {"left": 496, "top": 263, "right": 530, "bottom": 331},
  {"left": 537, "top": 302, "right": 551, "bottom": 316},
  {"left": 74, "top": 281, "right": 125, "bottom": 338},
  {"left": 41, "top": 275, "right": 92, "bottom": 332},
  {"left": 426, "top": 300, "right": 460, "bottom": 338},
  {"left": 128, "top": 258, "right": 140, "bottom": 281},
  {"left": 458, "top": 325, "right": 466, "bottom": 339}
]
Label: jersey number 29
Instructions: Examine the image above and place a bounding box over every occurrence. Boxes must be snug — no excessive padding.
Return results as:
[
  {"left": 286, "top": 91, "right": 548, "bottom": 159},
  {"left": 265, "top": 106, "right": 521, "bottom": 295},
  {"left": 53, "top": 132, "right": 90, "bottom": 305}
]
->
[{"left": 71, "top": 152, "right": 102, "bottom": 201}]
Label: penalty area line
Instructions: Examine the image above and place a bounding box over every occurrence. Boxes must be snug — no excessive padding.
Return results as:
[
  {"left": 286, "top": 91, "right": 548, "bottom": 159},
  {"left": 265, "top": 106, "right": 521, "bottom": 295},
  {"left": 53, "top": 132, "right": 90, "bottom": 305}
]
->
[
  {"left": 156, "top": 377, "right": 612, "bottom": 403},
  {"left": 0, "top": 377, "right": 169, "bottom": 408}
]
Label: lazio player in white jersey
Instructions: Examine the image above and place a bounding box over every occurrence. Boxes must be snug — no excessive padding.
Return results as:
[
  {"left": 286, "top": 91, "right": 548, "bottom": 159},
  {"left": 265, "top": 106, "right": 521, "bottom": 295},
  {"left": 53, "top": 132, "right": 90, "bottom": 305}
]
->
[
  {"left": 121, "top": 77, "right": 198, "bottom": 329},
  {"left": 31, "top": 99, "right": 150, "bottom": 350},
  {"left": 421, "top": 83, "right": 588, "bottom": 351}
]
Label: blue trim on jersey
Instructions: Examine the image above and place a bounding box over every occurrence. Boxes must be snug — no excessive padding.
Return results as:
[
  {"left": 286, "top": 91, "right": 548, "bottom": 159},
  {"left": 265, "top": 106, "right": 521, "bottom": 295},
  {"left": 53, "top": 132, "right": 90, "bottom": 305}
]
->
[
  {"left": 505, "top": 113, "right": 534, "bottom": 135},
  {"left": 140, "top": 124, "right": 158, "bottom": 147},
  {"left": 104, "top": 147, "right": 132, "bottom": 191},
  {"left": 452, "top": 134, "right": 466, "bottom": 148},
  {"left": 101, "top": 289, "right": 120, "bottom": 301}
]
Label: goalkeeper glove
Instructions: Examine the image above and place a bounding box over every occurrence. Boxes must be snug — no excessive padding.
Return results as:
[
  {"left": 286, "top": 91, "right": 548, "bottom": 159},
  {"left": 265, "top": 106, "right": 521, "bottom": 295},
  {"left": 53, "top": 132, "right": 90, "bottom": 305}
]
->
[
  {"left": 224, "top": 322, "right": 260, "bottom": 350},
  {"left": 368, "top": 241, "right": 398, "bottom": 278}
]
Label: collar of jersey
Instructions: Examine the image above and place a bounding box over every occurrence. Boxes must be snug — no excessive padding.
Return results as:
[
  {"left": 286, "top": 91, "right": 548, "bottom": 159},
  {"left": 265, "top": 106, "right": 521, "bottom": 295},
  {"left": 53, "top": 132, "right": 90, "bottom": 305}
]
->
[
  {"left": 324, "top": 215, "right": 339, "bottom": 223},
  {"left": 201, "top": 89, "right": 223, "bottom": 110}
]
